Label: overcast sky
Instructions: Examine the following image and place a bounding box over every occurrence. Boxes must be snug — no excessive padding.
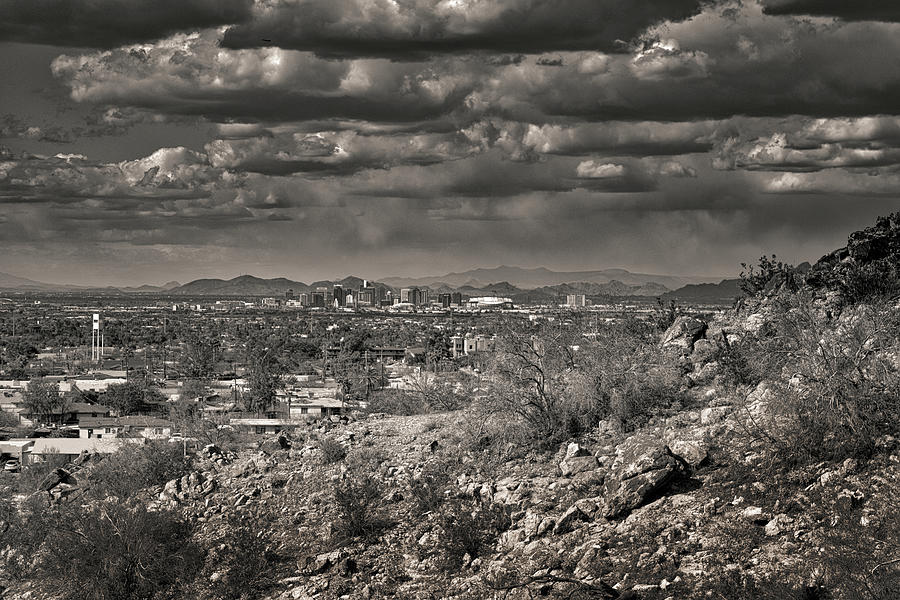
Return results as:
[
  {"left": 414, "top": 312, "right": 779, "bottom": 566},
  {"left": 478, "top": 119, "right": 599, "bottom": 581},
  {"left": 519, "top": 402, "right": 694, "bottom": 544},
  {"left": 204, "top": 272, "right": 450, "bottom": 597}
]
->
[{"left": 1, "top": 0, "right": 899, "bottom": 286}]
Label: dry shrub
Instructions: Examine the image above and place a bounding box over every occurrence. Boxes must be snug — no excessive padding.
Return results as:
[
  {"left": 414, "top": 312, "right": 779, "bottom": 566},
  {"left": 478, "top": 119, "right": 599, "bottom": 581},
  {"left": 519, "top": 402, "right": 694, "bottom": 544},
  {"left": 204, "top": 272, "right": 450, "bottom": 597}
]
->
[
  {"left": 437, "top": 499, "right": 510, "bottom": 570},
  {"left": 736, "top": 293, "right": 900, "bottom": 463},
  {"left": 317, "top": 436, "right": 347, "bottom": 464},
  {"left": 480, "top": 319, "right": 686, "bottom": 448},
  {"left": 34, "top": 501, "right": 201, "bottom": 600},
  {"left": 408, "top": 461, "right": 452, "bottom": 513},
  {"left": 332, "top": 470, "right": 391, "bottom": 541}
]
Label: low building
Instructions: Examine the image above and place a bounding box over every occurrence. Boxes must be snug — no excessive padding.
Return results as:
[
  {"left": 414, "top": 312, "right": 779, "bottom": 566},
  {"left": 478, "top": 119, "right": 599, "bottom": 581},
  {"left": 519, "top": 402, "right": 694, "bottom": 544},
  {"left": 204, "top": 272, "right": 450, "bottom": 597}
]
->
[
  {"left": 0, "top": 440, "right": 34, "bottom": 464},
  {"left": 288, "top": 396, "right": 344, "bottom": 418},
  {"left": 467, "top": 296, "right": 513, "bottom": 310},
  {"left": 30, "top": 437, "right": 145, "bottom": 462},
  {"left": 20, "top": 402, "right": 112, "bottom": 427},
  {"left": 228, "top": 418, "right": 306, "bottom": 435},
  {"left": 78, "top": 415, "right": 173, "bottom": 439},
  {"left": 451, "top": 333, "right": 496, "bottom": 358}
]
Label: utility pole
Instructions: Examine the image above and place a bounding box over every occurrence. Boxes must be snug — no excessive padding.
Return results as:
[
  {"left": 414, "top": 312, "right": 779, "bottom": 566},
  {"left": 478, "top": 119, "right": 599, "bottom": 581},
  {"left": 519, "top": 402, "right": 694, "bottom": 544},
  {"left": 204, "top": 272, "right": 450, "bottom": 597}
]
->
[{"left": 364, "top": 350, "right": 370, "bottom": 402}]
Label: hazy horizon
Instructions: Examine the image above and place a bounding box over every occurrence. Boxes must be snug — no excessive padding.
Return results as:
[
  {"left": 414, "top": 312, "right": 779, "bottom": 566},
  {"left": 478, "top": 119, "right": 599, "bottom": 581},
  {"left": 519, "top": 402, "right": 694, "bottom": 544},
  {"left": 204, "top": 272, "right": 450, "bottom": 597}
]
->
[{"left": 2, "top": 1, "right": 899, "bottom": 287}]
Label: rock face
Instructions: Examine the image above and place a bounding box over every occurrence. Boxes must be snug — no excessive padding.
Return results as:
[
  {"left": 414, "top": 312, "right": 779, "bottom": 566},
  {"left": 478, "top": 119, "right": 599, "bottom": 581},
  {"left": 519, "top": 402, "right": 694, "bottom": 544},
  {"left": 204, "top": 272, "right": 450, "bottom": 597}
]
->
[
  {"left": 602, "top": 437, "right": 683, "bottom": 519},
  {"left": 807, "top": 212, "right": 900, "bottom": 289}
]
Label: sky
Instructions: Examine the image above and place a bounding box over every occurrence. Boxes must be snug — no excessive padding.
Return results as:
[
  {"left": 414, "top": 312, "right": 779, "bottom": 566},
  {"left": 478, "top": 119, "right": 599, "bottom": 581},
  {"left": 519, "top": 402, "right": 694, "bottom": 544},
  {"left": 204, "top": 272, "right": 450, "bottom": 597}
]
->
[{"left": 1, "top": 0, "right": 900, "bottom": 287}]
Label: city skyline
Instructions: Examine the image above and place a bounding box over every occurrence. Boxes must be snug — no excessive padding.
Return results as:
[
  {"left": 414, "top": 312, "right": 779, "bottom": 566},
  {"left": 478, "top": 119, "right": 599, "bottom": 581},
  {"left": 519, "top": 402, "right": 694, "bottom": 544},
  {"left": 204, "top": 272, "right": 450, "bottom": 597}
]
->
[{"left": 3, "top": 1, "right": 900, "bottom": 286}]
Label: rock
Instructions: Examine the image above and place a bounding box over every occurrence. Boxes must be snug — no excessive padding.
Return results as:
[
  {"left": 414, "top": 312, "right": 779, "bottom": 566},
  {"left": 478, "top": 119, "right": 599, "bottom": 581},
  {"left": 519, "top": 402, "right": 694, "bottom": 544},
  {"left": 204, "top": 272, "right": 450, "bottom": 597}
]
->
[
  {"left": 560, "top": 455, "right": 599, "bottom": 477},
  {"left": 700, "top": 407, "right": 728, "bottom": 425},
  {"left": 662, "top": 316, "right": 708, "bottom": 353},
  {"left": 691, "top": 338, "right": 717, "bottom": 363},
  {"left": 498, "top": 528, "right": 526, "bottom": 550},
  {"left": 603, "top": 438, "right": 683, "bottom": 519},
  {"left": 39, "top": 468, "right": 76, "bottom": 492},
  {"left": 565, "top": 442, "right": 591, "bottom": 459},
  {"left": 668, "top": 440, "right": 708, "bottom": 468},
  {"left": 741, "top": 506, "right": 768, "bottom": 523},
  {"left": 553, "top": 498, "right": 599, "bottom": 535},
  {"left": 765, "top": 514, "right": 793, "bottom": 537},
  {"left": 303, "top": 549, "right": 347, "bottom": 575}
]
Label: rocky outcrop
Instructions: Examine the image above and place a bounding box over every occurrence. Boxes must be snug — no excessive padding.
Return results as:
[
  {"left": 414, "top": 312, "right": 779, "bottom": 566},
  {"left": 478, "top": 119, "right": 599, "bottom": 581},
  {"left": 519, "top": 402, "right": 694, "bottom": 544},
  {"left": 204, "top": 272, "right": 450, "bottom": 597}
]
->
[{"left": 662, "top": 316, "right": 708, "bottom": 353}]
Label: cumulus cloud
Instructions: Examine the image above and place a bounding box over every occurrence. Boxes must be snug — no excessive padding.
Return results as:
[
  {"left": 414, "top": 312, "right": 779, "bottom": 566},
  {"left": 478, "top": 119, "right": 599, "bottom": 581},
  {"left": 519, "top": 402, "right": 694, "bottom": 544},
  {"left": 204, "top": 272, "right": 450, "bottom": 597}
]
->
[
  {"left": 714, "top": 116, "right": 900, "bottom": 171},
  {"left": 205, "top": 129, "right": 480, "bottom": 175},
  {"left": 51, "top": 31, "right": 477, "bottom": 123},
  {"left": 575, "top": 161, "right": 626, "bottom": 178},
  {"left": 221, "top": 0, "right": 706, "bottom": 58},
  {"left": 0, "top": 0, "right": 252, "bottom": 48},
  {"left": 513, "top": 120, "right": 717, "bottom": 156},
  {"left": 764, "top": 169, "right": 900, "bottom": 195},
  {"left": 471, "top": 4, "right": 900, "bottom": 122}
]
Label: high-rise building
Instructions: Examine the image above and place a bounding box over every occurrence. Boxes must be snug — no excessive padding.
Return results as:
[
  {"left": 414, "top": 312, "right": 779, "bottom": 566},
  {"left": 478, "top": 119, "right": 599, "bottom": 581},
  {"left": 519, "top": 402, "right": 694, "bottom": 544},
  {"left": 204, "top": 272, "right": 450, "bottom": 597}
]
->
[
  {"left": 566, "top": 294, "right": 586, "bottom": 307},
  {"left": 333, "top": 284, "right": 346, "bottom": 307},
  {"left": 357, "top": 289, "right": 375, "bottom": 306},
  {"left": 451, "top": 292, "right": 463, "bottom": 305},
  {"left": 439, "top": 293, "right": 452, "bottom": 308},
  {"left": 400, "top": 288, "right": 414, "bottom": 304},
  {"left": 299, "top": 292, "right": 309, "bottom": 306},
  {"left": 311, "top": 288, "right": 328, "bottom": 308},
  {"left": 285, "top": 288, "right": 294, "bottom": 300}
]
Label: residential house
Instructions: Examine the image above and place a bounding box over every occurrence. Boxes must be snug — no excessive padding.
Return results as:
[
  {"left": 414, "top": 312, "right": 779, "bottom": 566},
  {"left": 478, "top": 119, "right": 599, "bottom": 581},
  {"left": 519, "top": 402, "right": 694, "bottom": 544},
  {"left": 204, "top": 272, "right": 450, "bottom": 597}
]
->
[
  {"left": 30, "top": 437, "right": 145, "bottom": 462},
  {"left": 79, "top": 415, "right": 173, "bottom": 439}
]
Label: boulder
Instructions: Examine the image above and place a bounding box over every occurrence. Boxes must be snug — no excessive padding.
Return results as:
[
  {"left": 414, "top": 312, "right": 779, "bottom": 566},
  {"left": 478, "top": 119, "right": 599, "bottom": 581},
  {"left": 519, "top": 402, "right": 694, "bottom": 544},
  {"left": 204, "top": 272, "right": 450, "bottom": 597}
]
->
[
  {"left": 559, "top": 455, "right": 599, "bottom": 477},
  {"left": 602, "top": 438, "right": 683, "bottom": 519},
  {"left": 700, "top": 406, "right": 728, "bottom": 425},
  {"left": 39, "top": 468, "right": 76, "bottom": 493},
  {"left": 565, "top": 442, "right": 591, "bottom": 459},
  {"left": 668, "top": 440, "right": 708, "bottom": 468},
  {"left": 662, "top": 316, "right": 708, "bottom": 353},
  {"left": 553, "top": 498, "right": 600, "bottom": 534}
]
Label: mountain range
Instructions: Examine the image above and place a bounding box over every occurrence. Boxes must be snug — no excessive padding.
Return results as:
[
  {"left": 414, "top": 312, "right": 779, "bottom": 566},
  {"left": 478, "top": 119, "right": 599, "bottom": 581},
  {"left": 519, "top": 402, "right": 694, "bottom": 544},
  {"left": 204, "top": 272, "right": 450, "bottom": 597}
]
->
[
  {"left": 0, "top": 267, "right": 739, "bottom": 303},
  {"left": 380, "top": 266, "right": 719, "bottom": 290}
]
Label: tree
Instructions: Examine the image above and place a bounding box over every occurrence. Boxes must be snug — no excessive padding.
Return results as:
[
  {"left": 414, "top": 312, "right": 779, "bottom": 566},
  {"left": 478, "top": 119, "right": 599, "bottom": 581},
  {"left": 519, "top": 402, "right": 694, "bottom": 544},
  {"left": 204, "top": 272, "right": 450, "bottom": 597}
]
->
[
  {"left": 244, "top": 335, "right": 285, "bottom": 415},
  {"left": 488, "top": 323, "right": 589, "bottom": 444},
  {"left": 178, "top": 331, "right": 219, "bottom": 380},
  {"left": 22, "top": 378, "right": 62, "bottom": 425},
  {"left": 425, "top": 329, "right": 452, "bottom": 371},
  {"left": 104, "top": 376, "right": 164, "bottom": 416}
]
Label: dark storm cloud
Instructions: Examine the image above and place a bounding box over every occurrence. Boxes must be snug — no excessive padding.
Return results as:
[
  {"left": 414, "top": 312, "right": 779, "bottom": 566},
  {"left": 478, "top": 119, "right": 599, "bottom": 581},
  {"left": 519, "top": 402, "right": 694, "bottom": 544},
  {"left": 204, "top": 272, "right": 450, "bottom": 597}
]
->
[
  {"left": 51, "top": 33, "right": 477, "bottom": 124},
  {"left": 477, "top": 16, "right": 900, "bottom": 123},
  {"left": 53, "top": 10, "right": 900, "bottom": 130},
  {"left": 220, "top": 0, "right": 705, "bottom": 58},
  {"left": 0, "top": 0, "right": 252, "bottom": 49},
  {"left": 762, "top": 1, "right": 900, "bottom": 22}
]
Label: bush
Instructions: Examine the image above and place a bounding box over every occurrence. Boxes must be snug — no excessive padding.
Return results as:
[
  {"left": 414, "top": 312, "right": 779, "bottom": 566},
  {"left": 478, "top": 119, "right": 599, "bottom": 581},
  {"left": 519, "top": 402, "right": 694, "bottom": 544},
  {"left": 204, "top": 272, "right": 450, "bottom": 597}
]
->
[
  {"left": 834, "top": 259, "right": 900, "bottom": 306},
  {"left": 408, "top": 462, "right": 451, "bottom": 513},
  {"left": 317, "top": 436, "right": 347, "bottom": 464},
  {"left": 481, "top": 319, "right": 685, "bottom": 447},
  {"left": 735, "top": 294, "right": 900, "bottom": 463},
  {"left": 86, "top": 440, "right": 192, "bottom": 500},
  {"left": 332, "top": 470, "right": 390, "bottom": 541},
  {"left": 437, "top": 499, "right": 510, "bottom": 570},
  {"left": 34, "top": 501, "right": 201, "bottom": 600},
  {"left": 364, "top": 389, "right": 424, "bottom": 415},
  {"left": 198, "top": 513, "right": 283, "bottom": 600}
]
